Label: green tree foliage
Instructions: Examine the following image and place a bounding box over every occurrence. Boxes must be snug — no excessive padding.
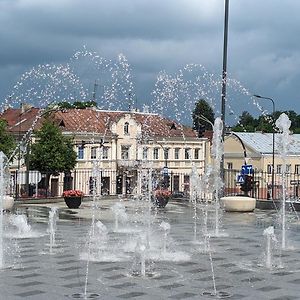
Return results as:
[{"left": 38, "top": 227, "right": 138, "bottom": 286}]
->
[
  {"left": 56, "top": 101, "right": 97, "bottom": 109},
  {"left": 192, "top": 99, "right": 215, "bottom": 136},
  {"left": 231, "top": 111, "right": 257, "bottom": 132},
  {"left": 29, "top": 119, "right": 77, "bottom": 188},
  {"left": 232, "top": 110, "right": 300, "bottom": 133},
  {"left": 0, "top": 119, "right": 16, "bottom": 158}
]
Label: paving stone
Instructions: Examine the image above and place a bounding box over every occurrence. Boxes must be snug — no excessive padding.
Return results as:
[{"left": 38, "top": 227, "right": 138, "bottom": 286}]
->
[
  {"left": 111, "top": 282, "right": 137, "bottom": 289},
  {"left": 16, "top": 281, "right": 43, "bottom": 287},
  {"left": 14, "top": 273, "right": 41, "bottom": 279},
  {"left": 257, "top": 286, "right": 281, "bottom": 292},
  {"left": 14, "top": 290, "right": 45, "bottom": 297},
  {"left": 61, "top": 273, "right": 84, "bottom": 279},
  {"left": 169, "top": 292, "right": 197, "bottom": 299},
  {"left": 160, "top": 283, "right": 184, "bottom": 289},
  {"left": 117, "top": 292, "right": 146, "bottom": 298}
]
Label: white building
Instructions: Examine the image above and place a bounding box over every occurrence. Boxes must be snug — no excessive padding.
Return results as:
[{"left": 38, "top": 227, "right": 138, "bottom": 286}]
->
[{"left": 2, "top": 107, "right": 209, "bottom": 197}]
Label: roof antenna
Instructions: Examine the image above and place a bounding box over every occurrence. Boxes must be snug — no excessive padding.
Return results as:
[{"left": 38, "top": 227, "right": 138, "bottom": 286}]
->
[{"left": 92, "top": 80, "right": 98, "bottom": 103}]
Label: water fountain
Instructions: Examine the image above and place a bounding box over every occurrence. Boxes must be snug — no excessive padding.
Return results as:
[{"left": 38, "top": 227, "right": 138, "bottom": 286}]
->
[
  {"left": 48, "top": 207, "right": 58, "bottom": 254},
  {"left": 3, "top": 47, "right": 300, "bottom": 299},
  {"left": 160, "top": 221, "right": 170, "bottom": 259},
  {"left": 111, "top": 202, "right": 128, "bottom": 232},
  {"left": 211, "top": 117, "right": 224, "bottom": 237},
  {"left": 263, "top": 226, "right": 277, "bottom": 270},
  {"left": 190, "top": 164, "right": 201, "bottom": 243},
  {"left": 10, "top": 215, "right": 32, "bottom": 237},
  {"left": 275, "top": 113, "right": 292, "bottom": 250},
  {"left": 0, "top": 152, "right": 6, "bottom": 269}
]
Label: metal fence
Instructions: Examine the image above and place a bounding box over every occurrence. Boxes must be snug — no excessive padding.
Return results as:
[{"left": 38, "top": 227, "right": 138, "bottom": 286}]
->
[
  {"left": 10, "top": 168, "right": 300, "bottom": 200},
  {"left": 11, "top": 169, "right": 193, "bottom": 199},
  {"left": 224, "top": 169, "right": 300, "bottom": 200}
]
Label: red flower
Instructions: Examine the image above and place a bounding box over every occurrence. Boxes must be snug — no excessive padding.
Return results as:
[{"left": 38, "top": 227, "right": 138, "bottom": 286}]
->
[
  {"left": 62, "top": 190, "right": 84, "bottom": 198},
  {"left": 154, "top": 189, "right": 171, "bottom": 198}
]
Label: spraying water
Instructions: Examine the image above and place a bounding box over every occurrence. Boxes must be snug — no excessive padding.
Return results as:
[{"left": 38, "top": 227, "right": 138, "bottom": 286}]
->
[
  {"left": 160, "top": 221, "right": 171, "bottom": 258},
  {"left": 10, "top": 215, "right": 32, "bottom": 236},
  {"left": 211, "top": 118, "right": 224, "bottom": 236},
  {"left": 190, "top": 164, "right": 200, "bottom": 242},
  {"left": 134, "top": 238, "right": 147, "bottom": 277},
  {"left": 275, "top": 113, "right": 291, "bottom": 250},
  {"left": 263, "top": 226, "right": 277, "bottom": 269},
  {"left": 48, "top": 207, "right": 58, "bottom": 254},
  {"left": 0, "top": 152, "right": 7, "bottom": 268},
  {"left": 111, "top": 202, "right": 128, "bottom": 232}
]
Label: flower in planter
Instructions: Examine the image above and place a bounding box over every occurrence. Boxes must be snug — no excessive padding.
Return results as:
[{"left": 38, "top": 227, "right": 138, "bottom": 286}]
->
[
  {"left": 62, "top": 190, "right": 84, "bottom": 198},
  {"left": 154, "top": 189, "right": 171, "bottom": 198}
]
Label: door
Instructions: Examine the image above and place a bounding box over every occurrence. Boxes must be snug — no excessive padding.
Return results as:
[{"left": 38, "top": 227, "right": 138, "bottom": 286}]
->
[
  {"left": 116, "top": 175, "right": 123, "bottom": 194},
  {"left": 50, "top": 178, "right": 59, "bottom": 197}
]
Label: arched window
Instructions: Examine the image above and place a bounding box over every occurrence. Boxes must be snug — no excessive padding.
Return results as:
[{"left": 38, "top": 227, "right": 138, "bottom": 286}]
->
[{"left": 124, "top": 122, "right": 129, "bottom": 135}]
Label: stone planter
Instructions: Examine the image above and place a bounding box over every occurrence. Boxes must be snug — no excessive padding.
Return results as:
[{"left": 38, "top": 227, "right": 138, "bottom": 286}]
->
[
  {"left": 221, "top": 196, "right": 256, "bottom": 212},
  {"left": 154, "top": 196, "right": 169, "bottom": 208},
  {"left": 2, "top": 195, "right": 14, "bottom": 211},
  {"left": 64, "top": 196, "right": 82, "bottom": 209}
]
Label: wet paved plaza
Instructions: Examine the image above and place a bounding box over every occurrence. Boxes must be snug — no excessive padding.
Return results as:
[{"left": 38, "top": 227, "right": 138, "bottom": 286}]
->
[{"left": 1, "top": 199, "right": 300, "bottom": 299}]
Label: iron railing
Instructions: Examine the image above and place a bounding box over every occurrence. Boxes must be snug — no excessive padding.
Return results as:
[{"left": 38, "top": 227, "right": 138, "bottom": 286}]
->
[{"left": 9, "top": 168, "right": 300, "bottom": 200}]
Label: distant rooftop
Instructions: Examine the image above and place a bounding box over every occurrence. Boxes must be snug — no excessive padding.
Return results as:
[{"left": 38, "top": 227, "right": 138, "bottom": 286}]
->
[{"left": 231, "top": 132, "right": 300, "bottom": 155}]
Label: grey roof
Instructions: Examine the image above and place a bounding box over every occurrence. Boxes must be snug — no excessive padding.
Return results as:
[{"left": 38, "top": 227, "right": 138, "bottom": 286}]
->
[{"left": 231, "top": 132, "right": 300, "bottom": 155}]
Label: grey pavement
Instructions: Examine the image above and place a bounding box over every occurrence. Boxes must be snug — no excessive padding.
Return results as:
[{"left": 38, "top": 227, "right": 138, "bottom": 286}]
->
[{"left": 1, "top": 199, "right": 300, "bottom": 299}]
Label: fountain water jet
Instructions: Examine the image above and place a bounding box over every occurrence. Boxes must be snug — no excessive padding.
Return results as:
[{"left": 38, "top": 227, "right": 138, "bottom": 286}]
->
[
  {"left": 211, "top": 118, "right": 224, "bottom": 237},
  {"left": 275, "top": 113, "right": 291, "bottom": 250},
  {"left": 190, "top": 164, "right": 201, "bottom": 243},
  {"left": 263, "top": 226, "right": 277, "bottom": 269},
  {"left": 10, "top": 215, "right": 32, "bottom": 237},
  {"left": 0, "top": 152, "right": 7, "bottom": 268},
  {"left": 111, "top": 202, "right": 128, "bottom": 232},
  {"left": 160, "top": 221, "right": 170, "bottom": 258},
  {"left": 48, "top": 207, "right": 58, "bottom": 254}
]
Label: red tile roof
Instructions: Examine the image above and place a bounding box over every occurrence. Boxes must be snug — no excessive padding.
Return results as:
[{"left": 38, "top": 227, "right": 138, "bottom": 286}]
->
[{"left": 1, "top": 107, "right": 197, "bottom": 139}]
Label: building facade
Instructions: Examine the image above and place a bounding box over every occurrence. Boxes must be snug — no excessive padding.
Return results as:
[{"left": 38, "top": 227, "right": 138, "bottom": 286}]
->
[
  {"left": 1, "top": 106, "right": 209, "bottom": 197},
  {"left": 224, "top": 132, "right": 300, "bottom": 199}
]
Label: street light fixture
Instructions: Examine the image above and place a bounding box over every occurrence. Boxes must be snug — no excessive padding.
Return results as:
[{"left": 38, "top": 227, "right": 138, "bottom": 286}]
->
[{"left": 253, "top": 94, "right": 276, "bottom": 200}]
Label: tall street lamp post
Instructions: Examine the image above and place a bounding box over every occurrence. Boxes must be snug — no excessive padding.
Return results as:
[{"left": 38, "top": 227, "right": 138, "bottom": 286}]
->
[
  {"left": 221, "top": 0, "right": 230, "bottom": 179},
  {"left": 253, "top": 94, "right": 276, "bottom": 200}
]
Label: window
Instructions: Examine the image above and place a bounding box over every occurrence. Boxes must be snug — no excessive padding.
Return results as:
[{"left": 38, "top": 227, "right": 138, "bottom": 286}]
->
[
  {"left": 91, "top": 147, "right": 97, "bottom": 159},
  {"left": 227, "top": 162, "right": 233, "bottom": 170},
  {"left": 194, "top": 149, "right": 199, "bottom": 160},
  {"left": 153, "top": 148, "right": 159, "bottom": 160},
  {"left": 102, "top": 147, "right": 109, "bottom": 160},
  {"left": 296, "top": 165, "right": 300, "bottom": 175},
  {"left": 143, "top": 147, "right": 148, "bottom": 160},
  {"left": 121, "top": 145, "right": 130, "bottom": 160},
  {"left": 174, "top": 148, "right": 180, "bottom": 160},
  {"left": 185, "top": 148, "right": 191, "bottom": 159},
  {"left": 267, "top": 164, "right": 272, "bottom": 174},
  {"left": 124, "top": 122, "right": 129, "bottom": 135},
  {"left": 77, "top": 145, "right": 84, "bottom": 160},
  {"left": 276, "top": 164, "right": 282, "bottom": 174},
  {"left": 164, "top": 148, "right": 169, "bottom": 160},
  {"left": 286, "top": 164, "right": 291, "bottom": 173}
]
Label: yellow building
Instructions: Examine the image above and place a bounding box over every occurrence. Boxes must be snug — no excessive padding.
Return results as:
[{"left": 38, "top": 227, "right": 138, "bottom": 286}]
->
[{"left": 224, "top": 132, "right": 300, "bottom": 199}]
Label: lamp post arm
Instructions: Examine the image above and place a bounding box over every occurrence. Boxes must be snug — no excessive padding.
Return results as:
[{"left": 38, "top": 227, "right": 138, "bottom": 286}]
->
[{"left": 253, "top": 94, "right": 276, "bottom": 200}]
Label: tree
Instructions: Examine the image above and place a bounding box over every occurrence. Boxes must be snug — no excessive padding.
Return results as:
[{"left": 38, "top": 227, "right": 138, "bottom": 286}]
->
[
  {"left": 231, "top": 111, "right": 257, "bottom": 132},
  {"left": 0, "top": 119, "right": 16, "bottom": 158},
  {"left": 56, "top": 101, "right": 97, "bottom": 110},
  {"left": 192, "top": 99, "right": 215, "bottom": 136},
  {"left": 29, "top": 119, "right": 77, "bottom": 189}
]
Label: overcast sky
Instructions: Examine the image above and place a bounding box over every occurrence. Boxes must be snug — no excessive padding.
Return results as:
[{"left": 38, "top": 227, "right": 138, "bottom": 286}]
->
[{"left": 1, "top": 0, "right": 300, "bottom": 125}]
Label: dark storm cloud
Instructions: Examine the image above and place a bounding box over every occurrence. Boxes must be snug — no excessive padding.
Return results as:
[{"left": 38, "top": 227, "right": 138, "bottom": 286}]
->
[{"left": 1, "top": 0, "right": 300, "bottom": 118}]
